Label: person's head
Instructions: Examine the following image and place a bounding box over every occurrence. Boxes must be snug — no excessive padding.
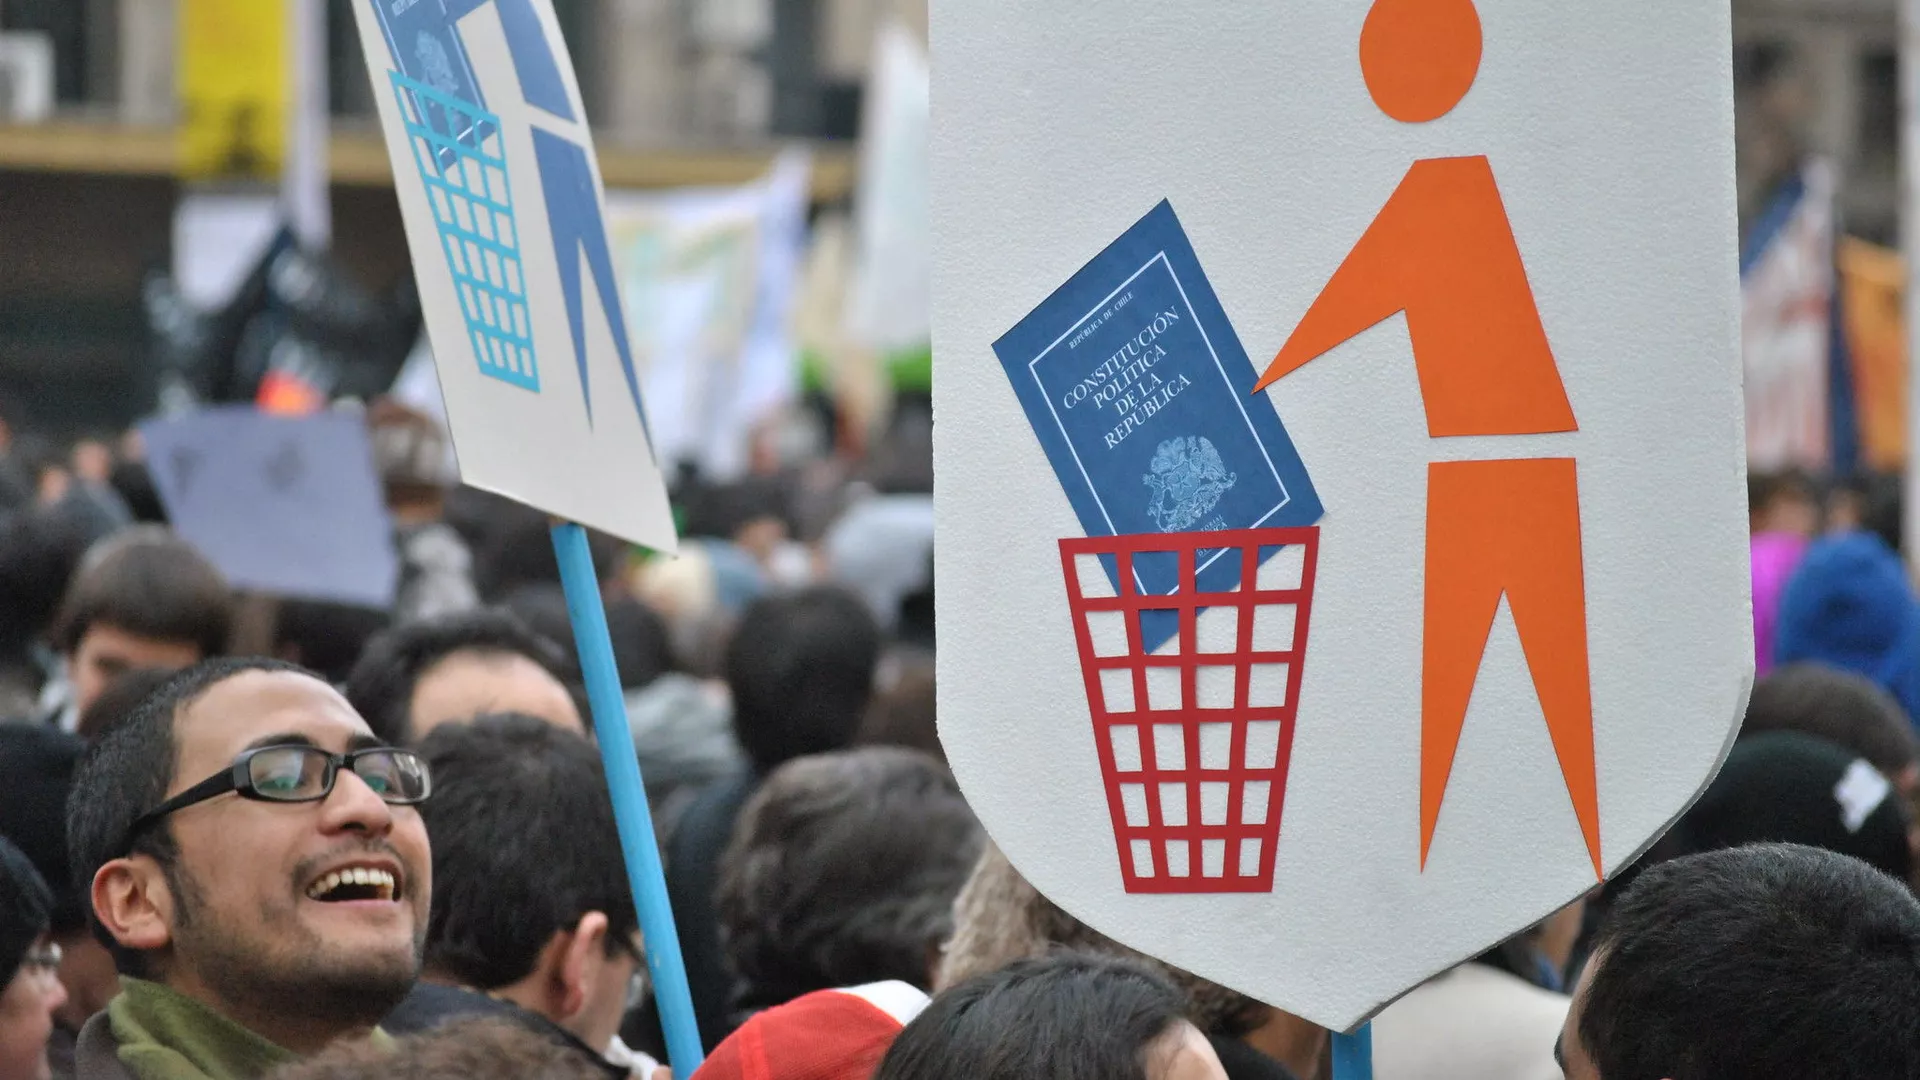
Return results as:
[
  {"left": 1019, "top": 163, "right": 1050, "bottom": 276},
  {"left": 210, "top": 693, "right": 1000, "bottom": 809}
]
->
[
  {"left": 474, "top": 511, "right": 624, "bottom": 602},
  {"left": 52, "top": 528, "right": 231, "bottom": 715},
  {"left": 0, "top": 725, "right": 117, "bottom": 1030},
  {"left": 1772, "top": 531, "right": 1920, "bottom": 727},
  {"left": 274, "top": 601, "right": 392, "bottom": 688},
  {"left": 67, "top": 658, "right": 433, "bottom": 1054},
  {"left": 76, "top": 667, "right": 176, "bottom": 744},
  {"left": 1743, "top": 663, "right": 1920, "bottom": 798},
  {"left": 1669, "top": 732, "right": 1916, "bottom": 883},
  {"left": 1828, "top": 470, "right": 1904, "bottom": 553},
  {"left": 726, "top": 587, "right": 881, "bottom": 773},
  {"left": 0, "top": 837, "right": 66, "bottom": 1080},
  {"left": 718, "top": 748, "right": 982, "bottom": 1010},
  {"left": 0, "top": 504, "right": 95, "bottom": 661},
  {"left": 605, "top": 596, "right": 676, "bottom": 692},
  {"left": 261, "top": 1018, "right": 614, "bottom": 1080},
  {"left": 1561, "top": 843, "right": 1920, "bottom": 1080},
  {"left": 414, "top": 713, "right": 639, "bottom": 1054},
  {"left": 859, "top": 658, "right": 942, "bottom": 763},
  {"left": 938, "top": 845, "right": 1321, "bottom": 1076},
  {"left": 876, "top": 952, "right": 1228, "bottom": 1080},
  {"left": 1359, "top": 0, "right": 1482, "bottom": 125},
  {"left": 687, "top": 479, "right": 791, "bottom": 564},
  {"left": 68, "top": 440, "right": 112, "bottom": 486},
  {"left": 343, "top": 609, "right": 583, "bottom": 746},
  {"left": 1749, "top": 469, "right": 1821, "bottom": 537},
  {"left": 365, "top": 400, "right": 458, "bottom": 525}
]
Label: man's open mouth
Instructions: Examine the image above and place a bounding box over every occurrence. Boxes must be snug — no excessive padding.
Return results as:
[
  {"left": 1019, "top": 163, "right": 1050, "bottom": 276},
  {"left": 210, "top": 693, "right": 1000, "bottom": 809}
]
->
[{"left": 304, "top": 865, "right": 399, "bottom": 903}]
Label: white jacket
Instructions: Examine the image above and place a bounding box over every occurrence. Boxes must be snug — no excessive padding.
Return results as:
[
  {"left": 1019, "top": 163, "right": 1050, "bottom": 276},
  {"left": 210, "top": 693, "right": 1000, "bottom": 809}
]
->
[{"left": 1370, "top": 964, "right": 1569, "bottom": 1080}]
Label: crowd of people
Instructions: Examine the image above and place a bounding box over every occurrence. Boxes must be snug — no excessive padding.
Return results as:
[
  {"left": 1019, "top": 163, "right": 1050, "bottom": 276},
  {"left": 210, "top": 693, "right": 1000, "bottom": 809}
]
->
[{"left": 0, "top": 400, "right": 1917, "bottom": 1080}]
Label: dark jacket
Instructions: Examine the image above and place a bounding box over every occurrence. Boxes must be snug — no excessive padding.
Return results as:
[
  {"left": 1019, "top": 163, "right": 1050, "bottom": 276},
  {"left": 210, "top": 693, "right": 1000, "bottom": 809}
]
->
[
  {"left": 383, "top": 982, "right": 623, "bottom": 1079},
  {"left": 650, "top": 770, "right": 759, "bottom": 1052}
]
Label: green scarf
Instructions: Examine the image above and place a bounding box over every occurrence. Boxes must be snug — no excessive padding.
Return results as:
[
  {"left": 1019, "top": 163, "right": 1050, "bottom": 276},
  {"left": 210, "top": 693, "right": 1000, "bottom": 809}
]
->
[{"left": 107, "top": 977, "right": 393, "bottom": 1080}]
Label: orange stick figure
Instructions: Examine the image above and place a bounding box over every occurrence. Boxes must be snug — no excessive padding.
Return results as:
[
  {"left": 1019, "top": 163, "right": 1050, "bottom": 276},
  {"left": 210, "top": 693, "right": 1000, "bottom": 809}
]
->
[{"left": 1254, "top": 0, "right": 1601, "bottom": 877}]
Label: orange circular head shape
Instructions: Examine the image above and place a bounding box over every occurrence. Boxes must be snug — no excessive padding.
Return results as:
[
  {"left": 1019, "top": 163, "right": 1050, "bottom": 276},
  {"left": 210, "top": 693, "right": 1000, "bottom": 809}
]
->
[{"left": 1360, "top": 0, "right": 1483, "bottom": 123}]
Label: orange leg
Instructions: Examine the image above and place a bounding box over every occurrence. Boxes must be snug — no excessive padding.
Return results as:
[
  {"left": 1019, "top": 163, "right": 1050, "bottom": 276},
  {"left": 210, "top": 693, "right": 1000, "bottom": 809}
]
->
[{"left": 1421, "top": 458, "right": 1601, "bottom": 878}]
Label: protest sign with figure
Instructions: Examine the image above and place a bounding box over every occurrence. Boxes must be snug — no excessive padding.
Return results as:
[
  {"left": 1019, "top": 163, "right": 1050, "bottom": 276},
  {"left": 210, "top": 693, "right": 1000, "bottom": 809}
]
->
[
  {"left": 349, "top": 0, "right": 675, "bottom": 553},
  {"left": 349, "top": 1, "right": 698, "bottom": 1069},
  {"left": 934, "top": 0, "right": 1750, "bottom": 1031}
]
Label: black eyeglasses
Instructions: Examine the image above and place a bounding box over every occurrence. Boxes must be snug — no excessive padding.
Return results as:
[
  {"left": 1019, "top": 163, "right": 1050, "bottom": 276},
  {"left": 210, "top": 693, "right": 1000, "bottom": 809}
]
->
[{"left": 119, "top": 745, "right": 432, "bottom": 856}]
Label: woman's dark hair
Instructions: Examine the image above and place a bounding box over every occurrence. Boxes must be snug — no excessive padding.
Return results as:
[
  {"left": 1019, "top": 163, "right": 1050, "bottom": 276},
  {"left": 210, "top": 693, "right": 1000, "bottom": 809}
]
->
[
  {"left": 875, "top": 952, "right": 1195, "bottom": 1080},
  {"left": 718, "top": 748, "right": 982, "bottom": 1011}
]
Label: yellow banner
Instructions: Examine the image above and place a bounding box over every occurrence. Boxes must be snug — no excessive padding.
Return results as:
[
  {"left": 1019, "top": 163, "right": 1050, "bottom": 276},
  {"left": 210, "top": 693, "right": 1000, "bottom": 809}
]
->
[
  {"left": 1838, "top": 237, "right": 1907, "bottom": 472},
  {"left": 178, "top": 0, "right": 289, "bottom": 179}
]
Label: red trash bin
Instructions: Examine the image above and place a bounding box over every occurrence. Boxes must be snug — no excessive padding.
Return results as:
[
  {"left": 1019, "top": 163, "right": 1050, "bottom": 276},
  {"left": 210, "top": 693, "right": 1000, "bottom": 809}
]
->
[{"left": 1057, "top": 527, "right": 1320, "bottom": 894}]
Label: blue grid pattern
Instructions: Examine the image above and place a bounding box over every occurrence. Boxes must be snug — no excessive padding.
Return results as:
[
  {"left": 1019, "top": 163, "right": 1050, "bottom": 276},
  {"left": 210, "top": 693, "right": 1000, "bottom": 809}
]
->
[{"left": 390, "top": 72, "right": 539, "bottom": 392}]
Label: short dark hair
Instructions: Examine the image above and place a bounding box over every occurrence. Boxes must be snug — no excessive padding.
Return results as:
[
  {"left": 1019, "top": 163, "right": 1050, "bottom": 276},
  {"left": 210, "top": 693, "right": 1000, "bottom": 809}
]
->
[
  {"left": 1748, "top": 468, "right": 1816, "bottom": 518},
  {"left": 1743, "top": 663, "right": 1919, "bottom": 779},
  {"left": 1580, "top": 843, "right": 1920, "bottom": 1080},
  {"left": 414, "top": 713, "right": 636, "bottom": 990},
  {"left": 473, "top": 511, "right": 623, "bottom": 601},
  {"left": 0, "top": 504, "right": 99, "bottom": 658},
  {"left": 52, "top": 529, "right": 231, "bottom": 658},
  {"left": 343, "top": 609, "right": 575, "bottom": 745},
  {"left": 725, "top": 587, "right": 880, "bottom": 772},
  {"left": 274, "top": 600, "right": 392, "bottom": 687},
  {"left": 76, "top": 668, "right": 177, "bottom": 744},
  {"left": 876, "top": 952, "right": 1192, "bottom": 1080},
  {"left": 262, "top": 1018, "right": 609, "bottom": 1080},
  {"left": 605, "top": 596, "right": 675, "bottom": 691},
  {"left": 67, "top": 656, "right": 316, "bottom": 976},
  {"left": 718, "top": 748, "right": 982, "bottom": 1009}
]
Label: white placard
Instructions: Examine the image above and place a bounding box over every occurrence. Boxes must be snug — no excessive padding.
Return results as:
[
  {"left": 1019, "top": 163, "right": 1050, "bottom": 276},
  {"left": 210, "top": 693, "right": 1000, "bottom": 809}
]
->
[
  {"left": 349, "top": 0, "right": 677, "bottom": 552},
  {"left": 933, "top": 0, "right": 1750, "bottom": 1028}
]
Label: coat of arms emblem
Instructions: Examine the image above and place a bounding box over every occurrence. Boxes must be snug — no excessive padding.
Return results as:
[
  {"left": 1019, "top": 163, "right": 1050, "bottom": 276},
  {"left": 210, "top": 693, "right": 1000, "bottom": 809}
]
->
[{"left": 1144, "top": 435, "right": 1237, "bottom": 532}]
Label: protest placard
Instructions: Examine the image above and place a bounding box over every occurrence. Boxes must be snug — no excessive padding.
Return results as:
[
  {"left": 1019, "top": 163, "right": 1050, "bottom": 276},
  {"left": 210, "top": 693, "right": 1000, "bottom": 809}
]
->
[
  {"left": 142, "top": 407, "right": 397, "bottom": 609},
  {"left": 350, "top": 0, "right": 675, "bottom": 553},
  {"left": 933, "top": 0, "right": 1750, "bottom": 1039},
  {"left": 347, "top": 1, "right": 697, "bottom": 1069}
]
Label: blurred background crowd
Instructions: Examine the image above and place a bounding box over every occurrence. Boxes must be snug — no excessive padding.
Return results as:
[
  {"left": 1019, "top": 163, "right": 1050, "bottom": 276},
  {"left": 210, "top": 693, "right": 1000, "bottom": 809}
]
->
[{"left": 0, "top": 1, "right": 1917, "bottom": 1079}]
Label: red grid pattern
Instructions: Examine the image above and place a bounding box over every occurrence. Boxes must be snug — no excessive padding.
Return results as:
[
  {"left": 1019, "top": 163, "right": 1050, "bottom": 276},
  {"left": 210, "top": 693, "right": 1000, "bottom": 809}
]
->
[{"left": 1058, "top": 527, "right": 1320, "bottom": 894}]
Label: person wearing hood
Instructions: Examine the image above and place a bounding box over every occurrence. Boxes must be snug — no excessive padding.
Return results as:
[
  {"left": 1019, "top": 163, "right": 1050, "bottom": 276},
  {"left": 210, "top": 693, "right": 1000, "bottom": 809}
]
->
[{"left": 1774, "top": 530, "right": 1920, "bottom": 732}]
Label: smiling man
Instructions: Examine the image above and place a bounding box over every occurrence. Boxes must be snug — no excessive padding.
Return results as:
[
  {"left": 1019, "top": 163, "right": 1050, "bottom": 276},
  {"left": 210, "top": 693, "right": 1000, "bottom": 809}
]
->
[{"left": 64, "top": 658, "right": 433, "bottom": 1080}]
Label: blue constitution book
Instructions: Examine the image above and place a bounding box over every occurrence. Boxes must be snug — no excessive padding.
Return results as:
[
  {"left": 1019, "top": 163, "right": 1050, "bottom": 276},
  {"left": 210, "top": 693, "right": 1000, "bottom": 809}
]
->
[{"left": 993, "top": 200, "right": 1323, "bottom": 652}]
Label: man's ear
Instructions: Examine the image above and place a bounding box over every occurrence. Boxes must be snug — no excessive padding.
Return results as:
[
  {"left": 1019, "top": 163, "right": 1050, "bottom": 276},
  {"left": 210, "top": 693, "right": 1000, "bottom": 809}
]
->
[
  {"left": 554, "top": 911, "right": 611, "bottom": 1023},
  {"left": 91, "top": 858, "right": 175, "bottom": 956}
]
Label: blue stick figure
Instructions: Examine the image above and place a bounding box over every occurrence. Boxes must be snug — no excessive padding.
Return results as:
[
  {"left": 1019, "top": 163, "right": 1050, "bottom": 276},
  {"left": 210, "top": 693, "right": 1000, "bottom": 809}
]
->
[{"left": 372, "top": 0, "right": 651, "bottom": 440}]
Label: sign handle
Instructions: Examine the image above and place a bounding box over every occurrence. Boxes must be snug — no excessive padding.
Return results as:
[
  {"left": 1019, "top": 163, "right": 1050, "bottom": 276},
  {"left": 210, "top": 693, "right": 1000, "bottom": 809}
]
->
[
  {"left": 1331, "top": 1024, "right": 1373, "bottom": 1080},
  {"left": 551, "top": 522, "right": 705, "bottom": 1074}
]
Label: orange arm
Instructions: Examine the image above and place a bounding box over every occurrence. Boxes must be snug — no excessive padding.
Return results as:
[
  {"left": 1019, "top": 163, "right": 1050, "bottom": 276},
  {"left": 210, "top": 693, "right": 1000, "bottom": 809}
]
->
[{"left": 1253, "top": 193, "right": 1410, "bottom": 393}]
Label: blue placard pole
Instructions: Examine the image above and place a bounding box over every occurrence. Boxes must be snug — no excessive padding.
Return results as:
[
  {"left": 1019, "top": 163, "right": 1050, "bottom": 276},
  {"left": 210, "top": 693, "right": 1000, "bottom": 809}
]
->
[
  {"left": 551, "top": 522, "right": 705, "bottom": 1074},
  {"left": 1331, "top": 1024, "right": 1373, "bottom": 1080}
]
